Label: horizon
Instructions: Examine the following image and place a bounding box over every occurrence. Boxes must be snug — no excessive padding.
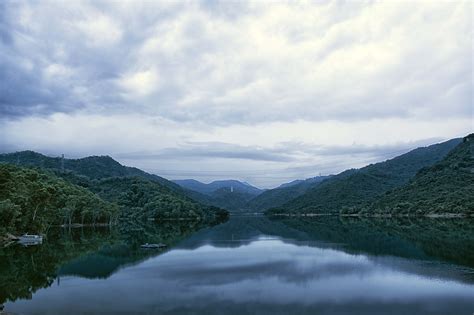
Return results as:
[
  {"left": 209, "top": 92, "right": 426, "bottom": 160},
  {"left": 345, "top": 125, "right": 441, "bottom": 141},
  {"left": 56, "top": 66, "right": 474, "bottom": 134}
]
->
[
  {"left": 1, "top": 133, "right": 466, "bottom": 189},
  {"left": 0, "top": 1, "right": 472, "bottom": 187}
]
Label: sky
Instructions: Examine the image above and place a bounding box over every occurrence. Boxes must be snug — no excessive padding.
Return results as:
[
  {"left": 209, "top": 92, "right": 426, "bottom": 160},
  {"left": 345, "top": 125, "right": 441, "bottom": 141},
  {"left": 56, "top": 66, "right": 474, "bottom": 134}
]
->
[{"left": 0, "top": 0, "right": 472, "bottom": 188}]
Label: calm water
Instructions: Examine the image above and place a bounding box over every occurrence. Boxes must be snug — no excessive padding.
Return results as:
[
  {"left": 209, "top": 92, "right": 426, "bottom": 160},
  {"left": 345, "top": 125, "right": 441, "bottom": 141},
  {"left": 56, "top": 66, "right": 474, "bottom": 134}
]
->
[{"left": 2, "top": 216, "right": 474, "bottom": 315}]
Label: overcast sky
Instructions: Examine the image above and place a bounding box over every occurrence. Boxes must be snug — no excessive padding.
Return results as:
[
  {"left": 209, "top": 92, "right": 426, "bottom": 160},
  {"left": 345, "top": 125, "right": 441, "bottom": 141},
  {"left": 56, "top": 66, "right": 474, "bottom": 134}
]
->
[{"left": 0, "top": 0, "right": 472, "bottom": 188}]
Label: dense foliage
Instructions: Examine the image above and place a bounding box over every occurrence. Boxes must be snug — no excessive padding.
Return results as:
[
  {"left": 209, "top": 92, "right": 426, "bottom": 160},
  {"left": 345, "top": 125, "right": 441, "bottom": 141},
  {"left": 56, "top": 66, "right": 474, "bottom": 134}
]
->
[
  {"left": 0, "top": 152, "right": 228, "bottom": 236},
  {"left": 266, "top": 138, "right": 461, "bottom": 215},
  {"left": 89, "top": 177, "right": 228, "bottom": 220},
  {"left": 53, "top": 171, "right": 227, "bottom": 220},
  {"left": 0, "top": 164, "right": 118, "bottom": 235},
  {"left": 357, "top": 134, "right": 474, "bottom": 216}
]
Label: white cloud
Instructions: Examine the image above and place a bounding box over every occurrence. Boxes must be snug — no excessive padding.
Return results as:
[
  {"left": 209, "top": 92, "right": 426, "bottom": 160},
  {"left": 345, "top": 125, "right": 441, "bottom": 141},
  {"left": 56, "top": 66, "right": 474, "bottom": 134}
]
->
[
  {"left": 0, "top": 0, "right": 472, "bottom": 186},
  {"left": 76, "top": 12, "right": 123, "bottom": 46},
  {"left": 119, "top": 69, "right": 160, "bottom": 97},
  {"left": 1, "top": 113, "right": 471, "bottom": 187},
  {"left": 44, "top": 63, "right": 74, "bottom": 80}
]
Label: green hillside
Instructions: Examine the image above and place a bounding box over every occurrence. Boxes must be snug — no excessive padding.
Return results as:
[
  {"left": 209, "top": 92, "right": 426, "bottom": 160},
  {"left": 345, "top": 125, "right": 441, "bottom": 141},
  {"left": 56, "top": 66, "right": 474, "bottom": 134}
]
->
[
  {"left": 358, "top": 134, "right": 474, "bottom": 216},
  {"left": 52, "top": 169, "right": 227, "bottom": 220},
  {"left": 0, "top": 151, "right": 180, "bottom": 190},
  {"left": 0, "top": 152, "right": 228, "bottom": 236},
  {"left": 0, "top": 164, "right": 118, "bottom": 235},
  {"left": 266, "top": 138, "right": 461, "bottom": 215},
  {"left": 87, "top": 176, "right": 227, "bottom": 221}
]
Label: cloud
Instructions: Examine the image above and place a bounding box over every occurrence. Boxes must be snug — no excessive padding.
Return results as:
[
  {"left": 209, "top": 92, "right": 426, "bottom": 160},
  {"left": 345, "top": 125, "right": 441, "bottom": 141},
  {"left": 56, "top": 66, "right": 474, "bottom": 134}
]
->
[
  {"left": 0, "top": 1, "right": 472, "bottom": 187},
  {"left": 0, "top": 1, "right": 471, "bottom": 122},
  {"left": 0, "top": 112, "right": 470, "bottom": 187},
  {"left": 116, "top": 142, "right": 296, "bottom": 162},
  {"left": 119, "top": 69, "right": 160, "bottom": 97}
]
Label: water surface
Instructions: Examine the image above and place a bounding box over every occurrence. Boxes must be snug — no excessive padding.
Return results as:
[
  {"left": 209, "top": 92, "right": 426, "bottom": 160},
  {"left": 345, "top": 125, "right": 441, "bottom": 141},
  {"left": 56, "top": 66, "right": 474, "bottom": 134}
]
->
[{"left": 2, "top": 216, "right": 474, "bottom": 315}]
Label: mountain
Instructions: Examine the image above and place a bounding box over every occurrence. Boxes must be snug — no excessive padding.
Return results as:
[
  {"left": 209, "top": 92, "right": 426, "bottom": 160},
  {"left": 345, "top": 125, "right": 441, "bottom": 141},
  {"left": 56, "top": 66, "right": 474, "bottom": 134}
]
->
[
  {"left": 201, "top": 188, "right": 257, "bottom": 213},
  {"left": 266, "top": 137, "right": 462, "bottom": 215},
  {"left": 247, "top": 176, "right": 330, "bottom": 211},
  {"left": 276, "top": 179, "right": 305, "bottom": 189},
  {"left": 172, "top": 179, "right": 263, "bottom": 212},
  {"left": 173, "top": 179, "right": 263, "bottom": 196},
  {"left": 0, "top": 150, "right": 180, "bottom": 191},
  {"left": 0, "top": 151, "right": 228, "bottom": 228},
  {"left": 357, "top": 134, "right": 474, "bottom": 216}
]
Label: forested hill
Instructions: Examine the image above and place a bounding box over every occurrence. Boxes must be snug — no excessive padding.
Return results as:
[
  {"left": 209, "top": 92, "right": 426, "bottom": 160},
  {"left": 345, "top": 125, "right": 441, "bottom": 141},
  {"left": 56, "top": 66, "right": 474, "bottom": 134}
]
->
[
  {"left": 266, "top": 137, "right": 462, "bottom": 215},
  {"left": 0, "top": 151, "right": 179, "bottom": 190},
  {"left": 247, "top": 176, "right": 330, "bottom": 211},
  {"left": 358, "top": 134, "right": 474, "bottom": 216},
  {"left": 0, "top": 152, "right": 228, "bottom": 236},
  {"left": 0, "top": 164, "right": 119, "bottom": 235}
]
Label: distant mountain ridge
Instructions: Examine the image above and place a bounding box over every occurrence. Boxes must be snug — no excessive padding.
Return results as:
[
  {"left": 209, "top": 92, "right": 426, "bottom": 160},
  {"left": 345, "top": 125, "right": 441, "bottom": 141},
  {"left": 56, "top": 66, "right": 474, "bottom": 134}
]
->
[
  {"left": 173, "top": 179, "right": 263, "bottom": 196},
  {"left": 266, "top": 137, "right": 463, "bottom": 215},
  {"left": 173, "top": 179, "right": 263, "bottom": 213},
  {"left": 247, "top": 176, "right": 330, "bottom": 211},
  {"left": 2, "top": 135, "right": 467, "bottom": 219}
]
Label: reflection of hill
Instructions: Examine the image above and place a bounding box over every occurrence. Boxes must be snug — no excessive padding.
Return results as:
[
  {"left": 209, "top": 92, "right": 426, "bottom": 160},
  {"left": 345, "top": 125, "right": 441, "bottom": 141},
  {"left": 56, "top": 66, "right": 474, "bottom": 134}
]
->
[
  {"left": 58, "top": 220, "right": 210, "bottom": 279},
  {"left": 0, "top": 220, "right": 216, "bottom": 304},
  {"left": 0, "top": 228, "right": 117, "bottom": 304},
  {"left": 275, "top": 216, "right": 474, "bottom": 269},
  {"left": 175, "top": 215, "right": 474, "bottom": 273},
  {"left": 177, "top": 215, "right": 309, "bottom": 249},
  {"left": 177, "top": 216, "right": 474, "bottom": 286},
  {"left": 3, "top": 215, "right": 473, "bottom": 306}
]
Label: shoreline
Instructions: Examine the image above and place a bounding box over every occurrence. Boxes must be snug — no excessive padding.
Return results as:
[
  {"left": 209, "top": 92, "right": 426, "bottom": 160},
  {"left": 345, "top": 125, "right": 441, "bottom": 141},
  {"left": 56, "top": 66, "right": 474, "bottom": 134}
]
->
[{"left": 266, "top": 213, "right": 474, "bottom": 218}]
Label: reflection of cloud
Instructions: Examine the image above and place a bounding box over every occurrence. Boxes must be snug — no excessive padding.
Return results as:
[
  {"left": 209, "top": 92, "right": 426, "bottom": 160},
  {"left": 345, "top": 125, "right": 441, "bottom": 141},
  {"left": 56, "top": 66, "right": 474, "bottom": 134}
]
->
[{"left": 8, "top": 239, "right": 474, "bottom": 315}]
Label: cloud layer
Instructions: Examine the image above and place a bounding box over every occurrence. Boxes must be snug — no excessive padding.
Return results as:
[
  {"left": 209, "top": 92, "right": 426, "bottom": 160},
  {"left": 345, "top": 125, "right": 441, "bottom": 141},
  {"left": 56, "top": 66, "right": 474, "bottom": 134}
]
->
[{"left": 0, "top": 0, "right": 472, "bottom": 187}]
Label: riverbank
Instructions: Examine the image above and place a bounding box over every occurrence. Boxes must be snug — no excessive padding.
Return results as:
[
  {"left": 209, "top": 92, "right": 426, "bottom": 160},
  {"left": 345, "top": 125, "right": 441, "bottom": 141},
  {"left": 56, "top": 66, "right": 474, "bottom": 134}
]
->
[
  {"left": 59, "top": 223, "right": 113, "bottom": 228},
  {"left": 267, "top": 213, "right": 474, "bottom": 218}
]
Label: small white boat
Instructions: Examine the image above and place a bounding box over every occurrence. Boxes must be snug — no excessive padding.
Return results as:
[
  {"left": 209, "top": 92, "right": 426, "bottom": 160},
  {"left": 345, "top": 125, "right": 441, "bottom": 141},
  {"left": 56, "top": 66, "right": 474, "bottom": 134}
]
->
[
  {"left": 18, "top": 234, "right": 43, "bottom": 245},
  {"left": 140, "top": 243, "right": 167, "bottom": 249}
]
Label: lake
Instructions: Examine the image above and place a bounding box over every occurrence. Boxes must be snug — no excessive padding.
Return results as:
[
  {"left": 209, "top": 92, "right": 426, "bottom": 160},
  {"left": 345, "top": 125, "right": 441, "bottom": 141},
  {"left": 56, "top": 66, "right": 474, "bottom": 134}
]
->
[{"left": 2, "top": 216, "right": 474, "bottom": 315}]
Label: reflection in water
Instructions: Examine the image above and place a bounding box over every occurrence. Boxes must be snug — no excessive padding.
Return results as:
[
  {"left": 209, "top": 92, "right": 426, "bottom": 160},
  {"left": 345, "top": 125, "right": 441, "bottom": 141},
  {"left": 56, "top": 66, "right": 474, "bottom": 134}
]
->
[
  {"left": 0, "top": 220, "right": 208, "bottom": 304},
  {"left": 3, "top": 216, "right": 474, "bottom": 315}
]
